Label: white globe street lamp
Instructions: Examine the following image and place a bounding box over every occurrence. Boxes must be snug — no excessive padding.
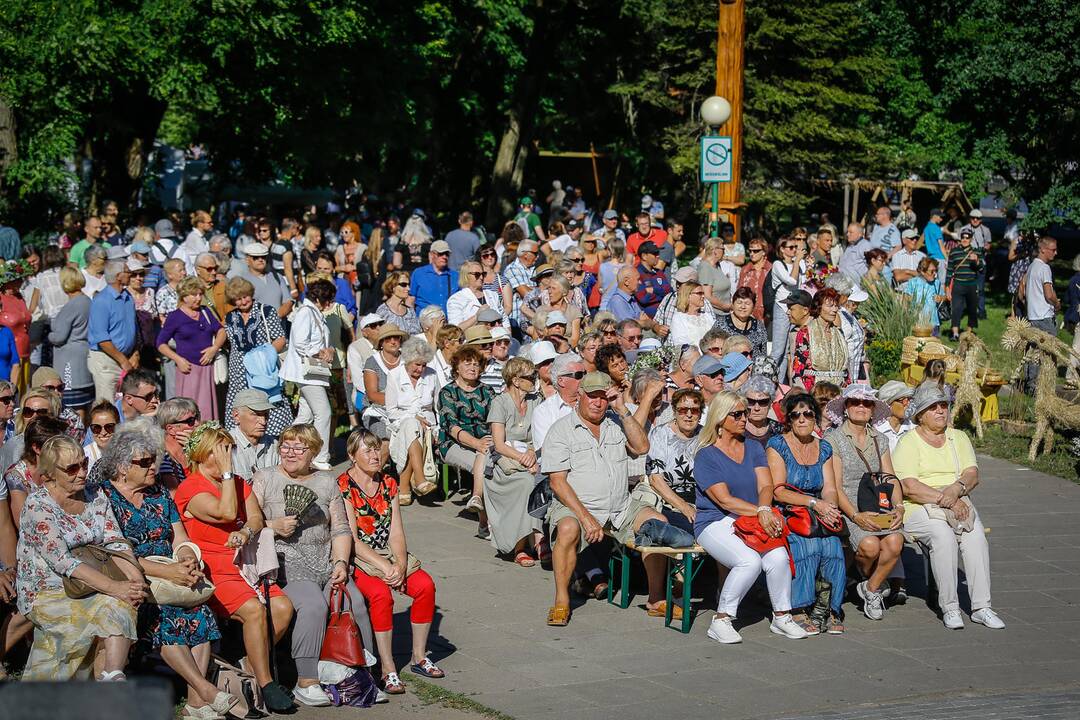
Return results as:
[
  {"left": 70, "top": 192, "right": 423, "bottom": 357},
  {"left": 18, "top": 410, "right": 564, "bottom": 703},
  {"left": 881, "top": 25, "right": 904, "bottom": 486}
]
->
[{"left": 700, "top": 95, "right": 732, "bottom": 128}]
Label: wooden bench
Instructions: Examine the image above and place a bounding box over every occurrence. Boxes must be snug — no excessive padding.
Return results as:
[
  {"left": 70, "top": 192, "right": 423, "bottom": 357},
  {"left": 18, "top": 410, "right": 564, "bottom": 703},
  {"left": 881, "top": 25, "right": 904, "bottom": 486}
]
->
[{"left": 606, "top": 533, "right": 705, "bottom": 634}]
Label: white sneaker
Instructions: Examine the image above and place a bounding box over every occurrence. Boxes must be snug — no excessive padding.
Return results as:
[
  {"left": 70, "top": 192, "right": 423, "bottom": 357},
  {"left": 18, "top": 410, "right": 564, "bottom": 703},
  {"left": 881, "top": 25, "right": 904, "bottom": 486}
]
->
[
  {"left": 706, "top": 615, "right": 743, "bottom": 644},
  {"left": 769, "top": 613, "right": 809, "bottom": 639},
  {"left": 942, "top": 609, "right": 965, "bottom": 630},
  {"left": 971, "top": 608, "right": 1006, "bottom": 629},
  {"left": 98, "top": 671, "right": 126, "bottom": 682},
  {"left": 464, "top": 494, "right": 485, "bottom": 514},
  {"left": 312, "top": 460, "right": 332, "bottom": 471},
  {"left": 375, "top": 689, "right": 390, "bottom": 704},
  {"left": 293, "top": 683, "right": 332, "bottom": 707},
  {"left": 857, "top": 581, "right": 886, "bottom": 621}
]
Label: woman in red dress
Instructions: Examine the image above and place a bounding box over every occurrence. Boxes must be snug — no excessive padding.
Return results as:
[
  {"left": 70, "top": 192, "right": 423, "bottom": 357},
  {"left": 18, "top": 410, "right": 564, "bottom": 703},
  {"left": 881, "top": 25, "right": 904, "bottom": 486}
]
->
[
  {"left": 0, "top": 263, "right": 34, "bottom": 394},
  {"left": 173, "top": 423, "right": 297, "bottom": 712}
]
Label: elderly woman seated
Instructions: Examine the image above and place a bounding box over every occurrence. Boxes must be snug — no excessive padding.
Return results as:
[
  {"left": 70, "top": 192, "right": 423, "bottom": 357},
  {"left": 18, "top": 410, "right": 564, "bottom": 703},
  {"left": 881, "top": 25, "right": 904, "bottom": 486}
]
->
[
  {"left": 174, "top": 423, "right": 297, "bottom": 712},
  {"left": 99, "top": 419, "right": 237, "bottom": 717},
  {"left": 16, "top": 435, "right": 145, "bottom": 680},
  {"left": 429, "top": 324, "right": 463, "bottom": 391},
  {"left": 893, "top": 384, "right": 1004, "bottom": 630},
  {"left": 252, "top": 424, "right": 375, "bottom": 707},
  {"left": 437, "top": 345, "right": 495, "bottom": 519},
  {"left": 385, "top": 337, "right": 440, "bottom": 504}
]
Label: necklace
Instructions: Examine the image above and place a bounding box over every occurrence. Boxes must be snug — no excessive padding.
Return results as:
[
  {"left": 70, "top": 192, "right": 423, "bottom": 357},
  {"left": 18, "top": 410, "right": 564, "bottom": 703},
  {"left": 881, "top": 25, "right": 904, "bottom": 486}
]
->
[{"left": 789, "top": 433, "right": 818, "bottom": 465}]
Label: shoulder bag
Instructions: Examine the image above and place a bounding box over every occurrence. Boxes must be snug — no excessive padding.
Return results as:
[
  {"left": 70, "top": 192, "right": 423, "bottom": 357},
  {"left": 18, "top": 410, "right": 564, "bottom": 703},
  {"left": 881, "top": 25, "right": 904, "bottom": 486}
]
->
[
  {"left": 852, "top": 433, "right": 900, "bottom": 517},
  {"left": 143, "top": 541, "right": 216, "bottom": 608},
  {"left": 199, "top": 308, "right": 229, "bottom": 383},
  {"left": 299, "top": 305, "right": 333, "bottom": 381},
  {"left": 62, "top": 540, "right": 141, "bottom": 599}
]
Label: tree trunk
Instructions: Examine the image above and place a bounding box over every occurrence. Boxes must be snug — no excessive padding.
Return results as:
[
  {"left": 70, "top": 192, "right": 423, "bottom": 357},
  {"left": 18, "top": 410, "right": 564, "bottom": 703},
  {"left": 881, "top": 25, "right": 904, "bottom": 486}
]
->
[
  {"left": 0, "top": 98, "right": 16, "bottom": 195},
  {"left": 86, "top": 85, "right": 167, "bottom": 213},
  {"left": 484, "top": 0, "right": 562, "bottom": 229}
]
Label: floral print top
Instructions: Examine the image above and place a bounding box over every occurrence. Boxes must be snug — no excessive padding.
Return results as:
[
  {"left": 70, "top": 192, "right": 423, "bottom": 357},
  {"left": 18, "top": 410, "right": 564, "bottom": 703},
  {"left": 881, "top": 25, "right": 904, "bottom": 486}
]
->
[
  {"left": 101, "top": 481, "right": 178, "bottom": 558},
  {"left": 15, "top": 484, "right": 129, "bottom": 616},
  {"left": 338, "top": 471, "right": 397, "bottom": 551}
]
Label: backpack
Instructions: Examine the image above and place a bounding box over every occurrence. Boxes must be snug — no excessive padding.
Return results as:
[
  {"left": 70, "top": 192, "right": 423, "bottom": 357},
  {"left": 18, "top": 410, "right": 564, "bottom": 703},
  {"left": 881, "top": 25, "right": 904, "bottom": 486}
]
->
[{"left": 151, "top": 239, "right": 181, "bottom": 263}]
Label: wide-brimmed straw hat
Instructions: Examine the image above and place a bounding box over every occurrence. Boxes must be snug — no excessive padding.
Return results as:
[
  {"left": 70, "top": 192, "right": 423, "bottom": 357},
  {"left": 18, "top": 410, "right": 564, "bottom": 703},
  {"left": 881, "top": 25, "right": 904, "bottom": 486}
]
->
[{"left": 825, "top": 383, "right": 889, "bottom": 427}]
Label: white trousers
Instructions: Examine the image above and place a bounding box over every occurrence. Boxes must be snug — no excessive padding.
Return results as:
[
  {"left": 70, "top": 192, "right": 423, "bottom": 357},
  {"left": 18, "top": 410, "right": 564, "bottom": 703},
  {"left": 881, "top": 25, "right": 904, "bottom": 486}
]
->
[
  {"left": 697, "top": 516, "right": 792, "bottom": 617},
  {"left": 903, "top": 505, "right": 992, "bottom": 613},
  {"left": 87, "top": 350, "right": 122, "bottom": 402},
  {"left": 295, "top": 384, "right": 331, "bottom": 464}
]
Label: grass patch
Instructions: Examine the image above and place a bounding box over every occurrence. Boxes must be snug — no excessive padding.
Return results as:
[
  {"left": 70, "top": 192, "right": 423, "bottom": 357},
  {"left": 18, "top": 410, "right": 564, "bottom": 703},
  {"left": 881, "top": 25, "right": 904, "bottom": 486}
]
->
[
  {"left": 971, "top": 424, "right": 1079, "bottom": 482},
  {"left": 401, "top": 672, "right": 516, "bottom": 720}
]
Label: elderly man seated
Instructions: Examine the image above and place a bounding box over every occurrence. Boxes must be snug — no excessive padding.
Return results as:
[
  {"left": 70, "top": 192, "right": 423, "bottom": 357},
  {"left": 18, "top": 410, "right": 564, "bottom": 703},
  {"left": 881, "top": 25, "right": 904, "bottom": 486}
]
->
[
  {"left": 229, "top": 389, "right": 280, "bottom": 479},
  {"left": 541, "top": 371, "right": 695, "bottom": 626}
]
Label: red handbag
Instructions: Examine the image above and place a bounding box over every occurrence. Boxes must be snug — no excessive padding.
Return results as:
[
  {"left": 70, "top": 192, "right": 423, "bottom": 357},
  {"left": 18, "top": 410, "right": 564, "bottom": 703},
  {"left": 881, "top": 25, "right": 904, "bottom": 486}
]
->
[
  {"left": 733, "top": 509, "right": 795, "bottom": 576},
  {"left": 320, "top": 585, "right": 366, "bottom": 668}
]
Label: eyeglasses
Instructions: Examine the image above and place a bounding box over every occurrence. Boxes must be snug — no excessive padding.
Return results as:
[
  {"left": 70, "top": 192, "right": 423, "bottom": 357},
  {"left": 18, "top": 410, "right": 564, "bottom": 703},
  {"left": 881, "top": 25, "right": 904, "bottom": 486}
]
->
[
  {"left": 623, "top": 334, "right": 642, "bottom": 343},
  {"left": 676, "top": 406, "right": 702, "bottom": 415},
  {"left": 171, "top": 415, "right": 198, "bottom": 427},
  {"left": 130, "top": 456, "right": 156, "bottom": 468},
  {"left": 197, "top": 264, "right": 217, "bottom": 271},
  {"left": 129, "top": 389, "right": 160, "bottom": 402},
  {"left": 41, "top": 384, "right": 63, "bottom": 392},
  {"left": 91, "top": 422, "right": 117, "bottom": 435},
  {"left": 22, "top": 407, "right": 51, "bottom": 419},
  {"left": 480, "top": 252, "right": 496, "bottom": 258},
  {"left": 280, "top": 444, "right": 310, "bottom": 456},
  {"left": 60, "top": 458, "right": 89, "bottom": 476},
  {"left": 788, "top": 409, "right": 816, "bottom": 420},
  {"left": 0, "top": 395, "right": 12, "bottom": 405},
  {"left": 727, "top": 409, "right": 748, "bottom": 421},
  {"left": 893, "top": 396, "right": 912, "bottom": 404},
  {"left": 746, "top": 397, "right": 770, "bottom": 407}
]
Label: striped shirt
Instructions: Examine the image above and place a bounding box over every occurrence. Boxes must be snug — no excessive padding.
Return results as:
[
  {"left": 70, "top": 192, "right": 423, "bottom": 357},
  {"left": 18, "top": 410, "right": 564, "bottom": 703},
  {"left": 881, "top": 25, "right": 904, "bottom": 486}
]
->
[
  {"left": 503, "top": 260, "right": 535, "bottom": 323},
  {"left": 945, "top": 245, "right": 984, "bottom": 286}
]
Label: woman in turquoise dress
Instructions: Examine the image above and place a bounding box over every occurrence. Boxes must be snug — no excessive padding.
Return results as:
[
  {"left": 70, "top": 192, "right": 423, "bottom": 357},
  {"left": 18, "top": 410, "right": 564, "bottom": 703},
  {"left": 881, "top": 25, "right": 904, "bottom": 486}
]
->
[
  {"left": 766, "top": 394, "right": 847, "bottom": 635},
  {"left": 99, "top": 423, "right": 237, "bottom": 718}
]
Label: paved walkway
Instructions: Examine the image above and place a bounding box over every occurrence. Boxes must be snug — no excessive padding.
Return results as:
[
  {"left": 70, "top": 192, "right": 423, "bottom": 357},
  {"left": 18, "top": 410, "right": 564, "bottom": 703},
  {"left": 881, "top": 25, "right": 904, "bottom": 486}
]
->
[{"left": 316, "top": 453, "right": 1080, "bottom": 719}]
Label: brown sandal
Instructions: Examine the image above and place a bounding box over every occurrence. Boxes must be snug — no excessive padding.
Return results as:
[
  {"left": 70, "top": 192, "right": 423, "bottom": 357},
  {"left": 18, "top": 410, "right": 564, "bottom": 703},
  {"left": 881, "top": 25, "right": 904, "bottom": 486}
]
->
[
  {"left": 646, "top": 601, "right": 684, "bottom": 620},
  {"left": 546, "top": 605, "right": 570, "bottom": 626}
]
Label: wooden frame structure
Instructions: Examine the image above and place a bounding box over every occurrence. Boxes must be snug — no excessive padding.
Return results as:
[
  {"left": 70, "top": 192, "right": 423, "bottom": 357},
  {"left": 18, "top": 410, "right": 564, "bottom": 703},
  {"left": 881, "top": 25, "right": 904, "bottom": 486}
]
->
[{"left": 814, "top": 178, "right": 974, "bottom": 227}]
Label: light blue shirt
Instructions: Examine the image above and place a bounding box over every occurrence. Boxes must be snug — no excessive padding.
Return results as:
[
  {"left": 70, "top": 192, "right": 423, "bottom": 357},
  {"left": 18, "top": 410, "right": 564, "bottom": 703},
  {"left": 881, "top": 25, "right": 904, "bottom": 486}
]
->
[
  {"left": 608, "top": 288, "right": 643, "bottom": 322},
  {"left": 903, "top": 276, "right": 941, "bottom": 327},
  {"left": 88, "top": 285, "right": 137, "bottom": 355},
  {"left": 870, "top": 223, "right": 900, "bottom": 253}
]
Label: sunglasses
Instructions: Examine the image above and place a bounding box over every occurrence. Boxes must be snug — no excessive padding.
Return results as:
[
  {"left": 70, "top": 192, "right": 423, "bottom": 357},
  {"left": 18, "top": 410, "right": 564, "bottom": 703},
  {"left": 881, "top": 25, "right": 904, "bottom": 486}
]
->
[
  {"left": 676, "top": 406, "right": 702, "bottom": 415},
  {"left": 0, "top": 395, "right": 12, "bottom": 405},
  {"left": 746, "top": 397, "right": 771, "bottom": 407},
  {"left": 480, "top": 252, "right": 496, "bottom": 258},
  {"left": 41, "top": 384, "right": 64, "bottom": 392},
  {"left": 197, "top": 264, "right": 217, "bottom": 271},
  {"left": 788, "top": 409, "right": 816, "bottom": 420},
  {"left": 130, "top": 389, "right": 160, "bottom": 402},
  {"left": 91, "top": 422, "right": 117, "bottom": 434},
  {"left": 171, "top": 415, "right": 198, "bottom": 427},
  {"left": 750, "top": 248, "right": 765, "bottom": 254},
  {"left": 518, "top": 373, "right": 538, "bottom": 382},
  {"left": 396, "top": 282, "right": 410, "bottom": 288},
  {"left": 467, "top": 272, "right": 484, "bottom": 278},
  {"left": 130, "top": 271, "right": 147, "bottom": 277},
  {"left": 727, "top": 409, "right": 748, "bottom": 421},
  {"left": 435, "top": 251, "right": 450, "bottom": 257},
  {"left": 561, "top": 371, "right": 587, "bottom": 380},
  {"left": 602, "top": 330, "right": 617, "bottom": 336},
  {"left": 22, "top": 407, "right": 51, "bottom": 419},
  {"left": 60, "top": 458, "right": 89, "bottom": 476},
  {"left": 846, "top": 398, "right": 877, "bottom": 408},
  {"left": 130, "top": 456, "right": 156, "bottom": 468}
]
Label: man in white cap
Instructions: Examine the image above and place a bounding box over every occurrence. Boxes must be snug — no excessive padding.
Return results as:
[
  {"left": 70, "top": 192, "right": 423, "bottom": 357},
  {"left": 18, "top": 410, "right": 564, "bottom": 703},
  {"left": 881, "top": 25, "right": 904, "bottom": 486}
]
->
[
  {"left": 230, "top": 388, "right": 280, "bottom": 478},
  {"left": 230, "top": 242, "right": 293, "bottom": 319},
  {"left": 890, "top": 229, "right": 926, "bottom": 290},
  {"left": 347, "top": 314, "right": 385, "bottom": 410},
  {"left": 481, "top": 326, "right": 512, "bottom": 392},
  {"left": 410, "top": 239, "right": 459, "bottom": 313}
]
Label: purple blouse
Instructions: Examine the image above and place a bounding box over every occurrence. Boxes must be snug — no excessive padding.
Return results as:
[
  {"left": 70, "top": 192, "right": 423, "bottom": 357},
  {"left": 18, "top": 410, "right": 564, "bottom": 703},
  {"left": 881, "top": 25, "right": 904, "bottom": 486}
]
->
[{"left": 157, "top": 307, "right": 221, "bottom": 363}]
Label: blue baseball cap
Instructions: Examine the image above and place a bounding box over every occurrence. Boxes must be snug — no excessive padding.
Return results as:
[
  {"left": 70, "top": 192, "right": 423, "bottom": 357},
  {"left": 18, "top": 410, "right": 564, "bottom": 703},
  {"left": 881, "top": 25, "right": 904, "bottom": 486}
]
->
[
  {"left": 128, "top": 241, "right": 152, "bottom": 255},
  {"left": 692, "top": 354, "right": 724, "bottom": 377},
  {"left": 719, "top": 352, "right": 752, "bottom": 380}
]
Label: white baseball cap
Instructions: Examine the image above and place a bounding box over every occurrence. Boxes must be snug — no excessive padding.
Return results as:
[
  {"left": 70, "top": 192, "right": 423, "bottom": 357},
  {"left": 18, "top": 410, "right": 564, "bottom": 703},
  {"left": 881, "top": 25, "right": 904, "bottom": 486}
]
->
[
  {"left": 360, "top": 313, "right": 384, "bottom": 329},
  {"left": 490, "top": 326, "right": 511, "bottom": 341},
  {"left": 528, "top": 341, "right": 558, "bottom": 365}
]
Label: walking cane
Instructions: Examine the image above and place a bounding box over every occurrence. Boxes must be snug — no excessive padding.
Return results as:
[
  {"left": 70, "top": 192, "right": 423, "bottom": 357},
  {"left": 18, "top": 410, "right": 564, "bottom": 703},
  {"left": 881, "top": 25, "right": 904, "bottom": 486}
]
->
[{"left": 261, "top": 576, "right": 278, "bottom": 681}]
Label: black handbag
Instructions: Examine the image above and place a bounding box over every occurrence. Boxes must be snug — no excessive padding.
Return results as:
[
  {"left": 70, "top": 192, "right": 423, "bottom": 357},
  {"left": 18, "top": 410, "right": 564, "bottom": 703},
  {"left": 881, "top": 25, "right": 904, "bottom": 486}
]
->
[
  {"left": 851, "top": 434, "right": 898, "bottom": 514},
  {"left": 527, "top": 478, "right": 552, "bottom": 519}
]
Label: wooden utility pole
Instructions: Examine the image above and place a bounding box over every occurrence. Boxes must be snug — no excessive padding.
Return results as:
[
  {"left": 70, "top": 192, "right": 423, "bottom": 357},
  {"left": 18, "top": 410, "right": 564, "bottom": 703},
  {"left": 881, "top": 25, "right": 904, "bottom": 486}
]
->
[{"left": 715, "top": 0, "right": 746, "bottom": 243}]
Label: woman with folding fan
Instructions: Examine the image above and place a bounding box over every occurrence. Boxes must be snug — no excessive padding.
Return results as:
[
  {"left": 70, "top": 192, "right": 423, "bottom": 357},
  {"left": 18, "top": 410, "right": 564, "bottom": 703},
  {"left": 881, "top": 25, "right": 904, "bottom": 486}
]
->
[{"left": 251, "top": 423, "right": 375, "bottom": 707}]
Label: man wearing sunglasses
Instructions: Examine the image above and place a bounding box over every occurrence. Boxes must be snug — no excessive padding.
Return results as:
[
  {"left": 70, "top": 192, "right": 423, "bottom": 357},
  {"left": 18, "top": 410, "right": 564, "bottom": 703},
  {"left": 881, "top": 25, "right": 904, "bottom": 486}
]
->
[
  {"left": 692, "top": 354, "right": 726, "bottom": 406},
  {"left": 532, "top": 353, "right": 586, "bottom": 452},
  {"left": 119, "top": 369, "right": 161, "bottom": 422},
  {"left": 410, "top": 240, "right": 459, "bottom": 314}
]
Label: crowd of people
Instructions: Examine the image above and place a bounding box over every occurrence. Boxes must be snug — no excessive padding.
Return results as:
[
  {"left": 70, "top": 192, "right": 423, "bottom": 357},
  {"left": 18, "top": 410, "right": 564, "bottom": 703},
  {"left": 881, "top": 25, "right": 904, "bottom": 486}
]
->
[{"left": 1, "top": 190, "right": 1069, "bottom": 714}]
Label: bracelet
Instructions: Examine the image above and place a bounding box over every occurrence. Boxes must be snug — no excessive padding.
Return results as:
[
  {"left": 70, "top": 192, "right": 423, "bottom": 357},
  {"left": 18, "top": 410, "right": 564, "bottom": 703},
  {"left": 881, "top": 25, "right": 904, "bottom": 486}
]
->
[
  {"left": 332, "top": 559, "right": 349, "bottom": 568},
  {"left": 809, "top": 498, "right": 818, "bottom": 509},
  {"left": 756, "top": 506, "right": 771, "bottom": 514}
]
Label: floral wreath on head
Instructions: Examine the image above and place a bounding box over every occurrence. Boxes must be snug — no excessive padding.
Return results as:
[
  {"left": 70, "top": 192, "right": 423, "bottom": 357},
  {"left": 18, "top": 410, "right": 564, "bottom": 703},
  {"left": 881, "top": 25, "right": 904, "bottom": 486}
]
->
[
  {"left": 0, "top": 259, "right": 35, "bottom": 286},
  {"left": 184, "top": 420, "right": 222, "bottom": 459}
]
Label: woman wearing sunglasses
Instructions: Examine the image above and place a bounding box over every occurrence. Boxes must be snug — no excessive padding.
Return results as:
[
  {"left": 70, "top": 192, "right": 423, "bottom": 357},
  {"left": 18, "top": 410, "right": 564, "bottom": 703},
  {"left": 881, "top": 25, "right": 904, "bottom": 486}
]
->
[
  {"left": 100, "top": 421, "right": 236, "bottom": 717},
  {"left": 376, "top": 271, "right": 421, "bottom": 336},
  {"left": 476, "top": 243, "right": 513, "bottom": 318},
  {"left": 15, "top": 435, "right": 144, "bottom": 680},
  {"left": 84, "top": 400, "right": 120, "bottom": 473},
  {"left": 768, "top": 393, "right": 847, "bottom": 635},
  {"left": 694, "top": 391, "right": 806, "bottom": 644}
]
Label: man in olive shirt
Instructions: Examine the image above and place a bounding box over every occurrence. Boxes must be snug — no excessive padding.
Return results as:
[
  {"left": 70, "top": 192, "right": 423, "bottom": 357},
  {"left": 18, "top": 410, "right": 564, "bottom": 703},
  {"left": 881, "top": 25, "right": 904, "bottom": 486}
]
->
[{"left": 541, "top": 371, "right": 677, "bottom": 626}]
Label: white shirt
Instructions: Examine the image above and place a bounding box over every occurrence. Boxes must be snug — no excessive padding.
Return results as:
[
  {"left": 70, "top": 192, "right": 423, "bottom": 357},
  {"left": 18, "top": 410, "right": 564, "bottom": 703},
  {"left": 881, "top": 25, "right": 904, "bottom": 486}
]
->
[
  {"left": 81, "top": 270, "right": 107, "bottom": 298},
  {"left": 532, "top": 393, "right": 575, "bottom": 452},
  {"left": 548, "top": 233, "right": 576, "bottom": 254},
  {"left": 428, "top": 350, "right": 452, "bottom": 393},
  {"left": 149, "top": 237, "right": 180, "bottom": 265},
  {"left": 890, "top": 248, "right": 926, "bottom": 290},
  {"left": 347, "top": 337, "right": 374, "bottom": 388},
  {"left": 771, "top": 260, "right": 806, "bottom": 305},
  {"left": 446, "top": 288, "right": 507, "bottom": 329},
  {"left": 873, "top": 418, "right": 915, "bottom": 453},
  {"left": 384, "top": 364, "right": 437, "bottom": 429},
  {"left": 669, "top": 311, "right": 712, "bottom": 348},
  {"left": 30, "top": 268, "right": 67, "bottom": 320},
  {"left": 1026, "top": 257, "right": 1055, "bottom": 321},
  {"left": 280, "top": 300, "right": 331, "bottom": 386},
  {"left": 181, "top": 230, "right": 210, "bottom": 274}
]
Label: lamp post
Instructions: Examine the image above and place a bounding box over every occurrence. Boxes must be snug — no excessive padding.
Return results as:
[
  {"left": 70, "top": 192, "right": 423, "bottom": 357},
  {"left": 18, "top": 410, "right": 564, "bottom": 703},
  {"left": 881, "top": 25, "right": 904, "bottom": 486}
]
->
[
  {"left": 700, "top": 96, "right": 732, "bottom": 238},
  {"left": 713, "top": 0, "right": 746, "bottom": 245}
]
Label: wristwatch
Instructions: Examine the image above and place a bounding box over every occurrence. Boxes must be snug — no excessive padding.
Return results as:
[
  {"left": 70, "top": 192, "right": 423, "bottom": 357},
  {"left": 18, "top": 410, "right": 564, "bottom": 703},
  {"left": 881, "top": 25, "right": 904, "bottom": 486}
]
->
[
  {"left": 222, "top": 471, "right": 233, "bottom": 481},
  {"left": 956, "top": 480, "right": 968, "bottom": 495}
]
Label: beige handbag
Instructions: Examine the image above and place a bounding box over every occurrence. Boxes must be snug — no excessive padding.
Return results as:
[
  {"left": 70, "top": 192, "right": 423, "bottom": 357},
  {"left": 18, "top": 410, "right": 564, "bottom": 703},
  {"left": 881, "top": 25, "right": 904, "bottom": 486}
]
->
[
  {"left": 144, "top": 541, "right": 216, "bottom": 608},
  {"left": 353, "top": 549, "right": 422, "bottom": 581}
]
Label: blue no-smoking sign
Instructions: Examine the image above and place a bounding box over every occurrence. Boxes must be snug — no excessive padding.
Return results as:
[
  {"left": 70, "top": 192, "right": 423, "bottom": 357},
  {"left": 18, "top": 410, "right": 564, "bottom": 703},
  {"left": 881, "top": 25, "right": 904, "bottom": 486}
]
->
[{"left": 700, "top": 136, "right": 732, "bottom": 183}]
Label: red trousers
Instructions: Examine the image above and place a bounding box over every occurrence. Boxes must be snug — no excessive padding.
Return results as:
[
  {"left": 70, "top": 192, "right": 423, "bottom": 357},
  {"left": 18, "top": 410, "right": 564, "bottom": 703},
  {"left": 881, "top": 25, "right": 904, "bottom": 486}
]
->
[{"left": 351, "top": 567, "right": 436, "bottom": 632}]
